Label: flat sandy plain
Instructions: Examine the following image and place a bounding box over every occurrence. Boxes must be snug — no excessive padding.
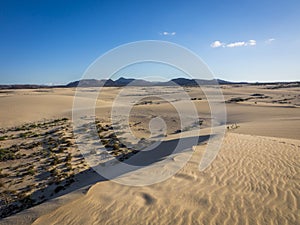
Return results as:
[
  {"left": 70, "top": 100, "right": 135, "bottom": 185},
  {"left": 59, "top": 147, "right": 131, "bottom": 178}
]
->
[{"left": 0, "top": 84, "right": 299, "bottom": 225}]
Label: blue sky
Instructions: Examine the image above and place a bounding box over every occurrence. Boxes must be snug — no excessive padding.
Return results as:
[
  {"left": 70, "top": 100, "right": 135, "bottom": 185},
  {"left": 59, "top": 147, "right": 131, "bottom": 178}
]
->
[{"left": 0, "top": 0, "right": 299, "bottom": 84}]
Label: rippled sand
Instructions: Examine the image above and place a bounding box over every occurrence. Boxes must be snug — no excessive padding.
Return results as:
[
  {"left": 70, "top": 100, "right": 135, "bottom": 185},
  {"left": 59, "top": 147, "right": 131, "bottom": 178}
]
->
[{"left": 31, "top": 133, "right": 299, "bottom": 225}]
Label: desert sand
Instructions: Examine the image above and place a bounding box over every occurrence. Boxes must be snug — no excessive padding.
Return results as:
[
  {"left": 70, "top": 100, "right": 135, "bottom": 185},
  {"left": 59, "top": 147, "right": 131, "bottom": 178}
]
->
[
  {"left": 31, "top": 133, "right": 300, "bottom": 225},
  {"left": 0, "top": 84, "right": 299, "bottom": 225}
]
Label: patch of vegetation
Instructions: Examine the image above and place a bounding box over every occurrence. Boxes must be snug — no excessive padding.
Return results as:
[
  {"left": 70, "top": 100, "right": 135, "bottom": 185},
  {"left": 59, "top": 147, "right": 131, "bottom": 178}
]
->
[
  {"left": 174, "top": 129, "right": 182, "bottom": 134},
  {"left": 18, "top": 131, "right": 36, "bottom": 138},
  {"left": 65, "top": 153, "right": 72, "bottom": 162},
  {"left": 226, "top": 97, "right": 248, "bottom": 103},
  {"left": 0, "top": 148, "right": 21, "bottom": 161},
  {"left": 190, "top": 97, "right": 202, "bottom": 101},
  {"left": 0, "top": 168, "right": 9, "bottom": 178},
  {"left": 101, "top": 139, "right": 109, "bottom": 145},
  {"left": 0, "top": 135, "right": 8, "bottom": 141},
  {"left": 20, "top": 141, "right": 40, "bottom": 149},
  {"left": 51, "top": 155, "right": 60, "bottom": 165},
  {"left": 57, "top": 146, "right": 65, "bottom": 153},
  {"left": 65, "top": 162, "right": 72, "bottom": 170},
  {"left": 137, "top": 100, "right": 153, "bottom": 105},
  {"left": 251, "top": 93, "right": 264, "bottom": 97},
  {"left": 113, "top": 143, "right": 120, "bottom": 150},
  {"left": 226, "top": 123, "right": 240, "bottom": 130},
  {"left": 49, "top": 168, "right": 58, "bottom": 176},
  {"left": 0, "top": 117, "right": 144, "bottom": 218},
  {"left": 27, "top": 166, "right": 36, "bottom": 176}
]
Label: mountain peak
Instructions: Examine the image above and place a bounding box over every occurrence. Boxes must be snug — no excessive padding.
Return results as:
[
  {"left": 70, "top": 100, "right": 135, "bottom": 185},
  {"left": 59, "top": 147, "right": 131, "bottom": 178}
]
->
[{"left": 65, "top": 77, "right": 237, "bottom": 87}]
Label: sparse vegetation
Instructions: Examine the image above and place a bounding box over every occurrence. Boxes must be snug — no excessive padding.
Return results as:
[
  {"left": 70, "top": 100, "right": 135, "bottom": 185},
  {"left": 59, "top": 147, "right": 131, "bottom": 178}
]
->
[
  {"left": 51, "top": 155, "right": 59, "bottom": 165},
  {"left": 226, "top": 97, "right": 248, "bottom": 103},
  {"left": 0, "top": 117, "right": 140, "bottom": 218},
  {"left": 0, "top": 147, "right": 21, "bottom": 161},
  {"left": 227, "top": 123, "right": 240, "bottom": 130},
  {"left": 113, "top": 143, "right": 120, "bottom": 150},
  {"left": 27, "top": 166, "right": 36, "bottom": 176},
  {"left": 66, "top": 153, "right": 72, "bottom": 162},
  {"left": 0, "top": 135, "right": 8, "bottom": 141},
  {"left": 190, "top": 97, "right": 202, "bottom": 101}
]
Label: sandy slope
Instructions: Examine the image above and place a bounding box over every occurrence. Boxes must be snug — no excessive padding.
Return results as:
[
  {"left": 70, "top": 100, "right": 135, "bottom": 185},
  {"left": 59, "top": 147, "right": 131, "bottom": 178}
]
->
[
  {"left": 29, "top": 133, "right": 300, "bottom": 225},
  {"left": 1, "top": 86, "right": 299, "bottom": 138},
  {"left": 0, "top": 85, "right": 299, "bottom": 224}
]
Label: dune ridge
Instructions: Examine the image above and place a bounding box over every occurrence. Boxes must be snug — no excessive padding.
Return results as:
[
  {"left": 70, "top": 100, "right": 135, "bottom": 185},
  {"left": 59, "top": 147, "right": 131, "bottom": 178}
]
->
[{"left": 30, "top": 133, "right": 300, "bottom": 225}]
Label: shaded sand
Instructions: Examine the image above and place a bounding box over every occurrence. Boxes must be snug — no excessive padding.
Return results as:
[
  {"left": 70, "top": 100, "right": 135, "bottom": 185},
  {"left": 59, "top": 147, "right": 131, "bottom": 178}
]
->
[{"left": 30, "top": 133, "right": 300, "bottom": 225}]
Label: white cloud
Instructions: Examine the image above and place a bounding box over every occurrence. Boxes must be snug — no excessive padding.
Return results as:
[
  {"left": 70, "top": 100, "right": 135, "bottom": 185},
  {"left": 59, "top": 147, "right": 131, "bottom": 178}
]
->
[
  {"left": 265, "top": 38, "right": 275, "bottom": 44},
  {"left": 226, "top": 41, "right": 247, "bottom": 48},
  {"left": 160, "top": 31, "right": 176, "bottom": 36},
  {"left": 210, "top": 40, "right": 224, "bottom": 48},
  {"left": 247, "top": 39, "right": 256, "bottom": 46},
  {"left": 211, "top": 39, "right": 257, "bottom": 48}
]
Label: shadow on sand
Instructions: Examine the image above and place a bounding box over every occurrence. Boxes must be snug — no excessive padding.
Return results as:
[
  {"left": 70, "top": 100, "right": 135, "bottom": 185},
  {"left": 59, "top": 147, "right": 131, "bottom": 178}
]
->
[{"left": 1, "top": 134, "right": 210, "bottom": 221}]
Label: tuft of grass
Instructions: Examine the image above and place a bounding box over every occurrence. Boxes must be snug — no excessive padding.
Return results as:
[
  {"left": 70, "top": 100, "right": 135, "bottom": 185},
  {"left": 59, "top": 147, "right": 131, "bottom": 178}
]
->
[
  {"left": 51, "top": 155, "right": 60, "bottom": 165},
  {"left": 190, "top": 97, "right": 202, "bottom": 101},
  {"left": 27, "top": 166, "right": 36, "bottom": 176},
  {"left": 50, "top": 168, "right": 59, "bottom": 177},
  {"left": 113, "top": 143, "right": 120, "bottom": 150},
  {"left": 0, "top": 135, "right": 8, "bottom": 141},
  {"left": 0, "top": 148, "right": 20, "bottom": 161},
  {"left": 101, "top": 139, "right": 109, "bottom": 145},
  {"left": 66, "top": 162, "right": 72, "bottom": 170},
  {"left": 65, "top": 153, "right": 72, "bottom": 162}
]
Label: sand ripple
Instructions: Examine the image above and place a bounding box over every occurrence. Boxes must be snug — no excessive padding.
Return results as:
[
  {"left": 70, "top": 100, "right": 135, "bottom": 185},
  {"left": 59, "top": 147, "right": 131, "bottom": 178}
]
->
[{"left": 31, "top": 133, "right": 300, "bottom": 225}]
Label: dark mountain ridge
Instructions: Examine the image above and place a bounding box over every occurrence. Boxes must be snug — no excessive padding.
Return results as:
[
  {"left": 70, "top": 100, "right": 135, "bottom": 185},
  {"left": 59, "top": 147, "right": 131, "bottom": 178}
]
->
[
  {"left": 65, "top": 77, "right": 243, "bottom": 87},
  {"left": 1, "top": 77, "right": 299, "bottom": 89}
]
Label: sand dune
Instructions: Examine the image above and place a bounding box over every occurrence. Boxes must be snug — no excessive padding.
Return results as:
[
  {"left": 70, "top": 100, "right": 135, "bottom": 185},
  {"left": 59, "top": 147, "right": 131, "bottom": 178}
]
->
[
  {"left": 0, "top": 85, "right": 299, "bottom": 224},
  {"left": 31, "top": 133, "right": 300, "bottom": 225}
]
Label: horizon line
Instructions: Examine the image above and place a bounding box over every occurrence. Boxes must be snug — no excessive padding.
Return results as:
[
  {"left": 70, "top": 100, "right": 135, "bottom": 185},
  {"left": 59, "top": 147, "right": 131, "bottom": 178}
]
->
[{"left": 0, "top": 77, "right": 299, "bottom": 86}]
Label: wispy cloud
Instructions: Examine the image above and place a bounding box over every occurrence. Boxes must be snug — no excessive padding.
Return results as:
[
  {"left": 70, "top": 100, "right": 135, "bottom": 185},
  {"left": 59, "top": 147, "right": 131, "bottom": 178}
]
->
[
  {"left": 265, "top": 38, "right": 275, "bottom": 44},
  {"left": 210, "top": 40, "right": 225, "bottom": 48},
  {"left": 247, "top": 39, "right": 256, "bottom": 46},
  {"left": 226, "top": 41, "right": 247, "bottom": 48},
  {"left": 160, "top": 31, "right": 176, "bottom": 36},
  {"left": 211, "top": 39, "right": 257, "bottom": 48}
]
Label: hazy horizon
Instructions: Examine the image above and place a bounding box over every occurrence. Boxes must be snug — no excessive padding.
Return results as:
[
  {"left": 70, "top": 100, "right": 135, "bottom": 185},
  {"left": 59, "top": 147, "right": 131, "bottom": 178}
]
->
[{"left": 1, "top": 76, "right": 300, "bottom": 86}]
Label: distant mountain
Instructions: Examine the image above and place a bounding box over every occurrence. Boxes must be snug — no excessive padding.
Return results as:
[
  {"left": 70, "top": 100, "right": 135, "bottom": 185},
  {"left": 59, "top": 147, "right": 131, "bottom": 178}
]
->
[
  {"left": 166, "top": 78, "right": 198, "bottom": 86},
  {"left": 66, "top": 79, "right": 114, "bottom": 87},
  {"left": 0, "top": 84, "right": 49, "bottom": 89},
  {"left": 216, "top": 79, "right": 240, "bottom": 84},
  {"left": 2, "top": 78, "right": 298, "bottom": 89},
  {"left": 114, "top": 77, "right": 153, "bottom": 86},
  {"left": 65, "top": 77, "right": 238, "bottom": 87}
]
